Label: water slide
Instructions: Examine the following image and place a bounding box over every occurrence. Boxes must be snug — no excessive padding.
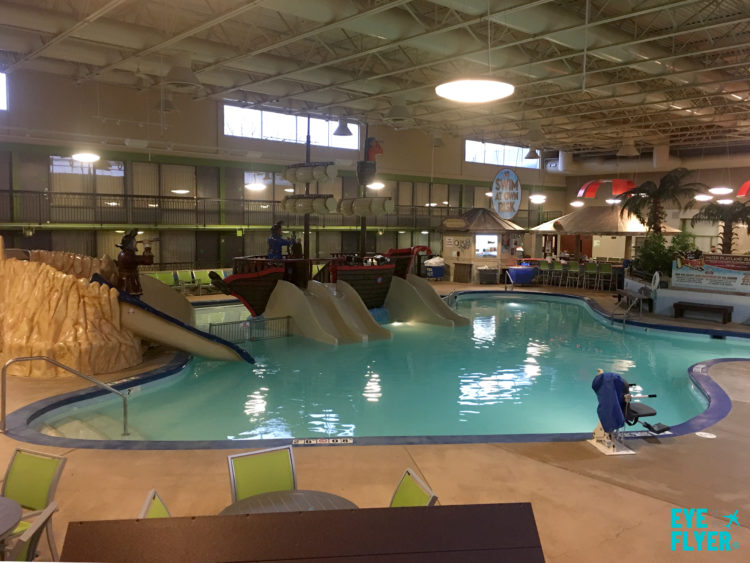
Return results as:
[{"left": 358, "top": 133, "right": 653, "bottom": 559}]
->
[
  {"left": 384, "top": 275, "right": 470, "bottom": 327},
  {"left": 116, "top": 274, "right": 254, "bottom": 363},
  {"left": 264, "top": 280, "right": 392, "bottom": 345}
]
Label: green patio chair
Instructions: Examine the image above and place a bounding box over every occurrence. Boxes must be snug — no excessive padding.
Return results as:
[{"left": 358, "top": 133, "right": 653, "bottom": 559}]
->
[
  {"left": 582, "top": 262, "right": 599, "bottom": 289},
  {"left": 565, "top": 262, "right": 581, "bottom": 288},
  {"left": 227, "top": 446, "right": 297, "bottom": 502},
  {"left": 138, "top": 489, "right": 171, "bottom": 519},
  {"left": 596, "top": 262, "right": 615, "bottom": 291},
  {"left": 1, "top": 448, "right": 67, "bottom": 561},
  {"left": 536, "top": 260, "right": 550, "bottom": 284},
  {"left": 148, "top": 270, "right": 177, "bottom": 287},
  {"left": 192, "top": 270, "right": 218, "bottom": 295},
  {"left": 390, "top": 468, "right": 437, "bottom": 507},
  {"left": 175, "top": 269, "right": 196, "bottom": 294},
  {"left": 4, "top": 502, "right": 58, "bottom": 562},
  {"left": 549, "top": 261, "right": 565, "bottom": 286}
]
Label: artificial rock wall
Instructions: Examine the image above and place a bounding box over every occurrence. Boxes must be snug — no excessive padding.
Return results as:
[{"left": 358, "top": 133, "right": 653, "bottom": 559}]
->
[{"left": 0, "top": 238, "right": 142, "bottom": 377}]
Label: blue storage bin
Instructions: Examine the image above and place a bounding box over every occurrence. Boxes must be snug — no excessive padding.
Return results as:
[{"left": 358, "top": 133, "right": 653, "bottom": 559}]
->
[{"left": 425, "top": 266, "right": 444, "bottom": 279}]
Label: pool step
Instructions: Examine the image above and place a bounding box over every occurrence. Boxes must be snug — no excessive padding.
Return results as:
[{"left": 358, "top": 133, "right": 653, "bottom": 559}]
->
[{"left": 45, "top": 414, "right": 145, "bottom": 440}]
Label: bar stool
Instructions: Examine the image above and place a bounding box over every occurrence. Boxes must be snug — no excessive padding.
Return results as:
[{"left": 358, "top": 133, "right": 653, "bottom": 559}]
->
[
  {"left": 582, "top": 262, "right": 598, "bottom": 289},
  {"left": 596, "top": 262, "right": 615, "bottom": 291},
  {"left": 565, "top": 262, "right": 581, "bottom": 288}
]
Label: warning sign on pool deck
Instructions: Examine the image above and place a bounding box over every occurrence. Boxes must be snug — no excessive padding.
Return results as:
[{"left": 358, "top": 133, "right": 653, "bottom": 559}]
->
[
  {"left": 292, "top": 438, "right": 354, "bottom": 446},
  {"left": 672, "top": 254, "right": 750, "bottom": 294}
]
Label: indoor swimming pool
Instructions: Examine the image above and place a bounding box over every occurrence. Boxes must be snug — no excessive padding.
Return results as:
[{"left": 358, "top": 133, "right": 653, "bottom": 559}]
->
[{"left": 23, "top": 293, "right": 748, "bottom": 444}]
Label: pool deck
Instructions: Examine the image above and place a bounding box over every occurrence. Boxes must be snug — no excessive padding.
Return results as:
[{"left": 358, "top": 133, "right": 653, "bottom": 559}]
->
[{"left": 2, "top": 282, "right": 749, "bottom": 561}]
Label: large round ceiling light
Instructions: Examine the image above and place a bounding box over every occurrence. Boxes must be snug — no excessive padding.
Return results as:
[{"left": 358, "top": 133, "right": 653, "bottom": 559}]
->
[
  {"left": 72, "top": 152, "right": 100, "bottom": 163},
  {"left": 435, "top": 79, "right": 514, "bottom": 104},
  {"left": 708, "top": 186, "right": 733, "bottom": 195}
]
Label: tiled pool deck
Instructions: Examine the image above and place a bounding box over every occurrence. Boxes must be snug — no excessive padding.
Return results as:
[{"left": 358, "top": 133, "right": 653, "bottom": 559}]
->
[{"left": 2, "top": 282, "right": 749, "bottom": 562}]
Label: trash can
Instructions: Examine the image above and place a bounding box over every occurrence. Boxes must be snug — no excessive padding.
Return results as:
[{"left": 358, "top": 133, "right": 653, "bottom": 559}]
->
[{"left": 478, "top": 268, "right": 498, "bottom": 284}]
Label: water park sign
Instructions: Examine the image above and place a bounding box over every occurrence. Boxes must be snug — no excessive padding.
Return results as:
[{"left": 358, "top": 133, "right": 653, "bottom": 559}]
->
[
  {"left": 491, "top": 169, "right": 521, "bottom": 219},
  {"left": 672, "top": 254, "right": 750, "bottom": 294}
]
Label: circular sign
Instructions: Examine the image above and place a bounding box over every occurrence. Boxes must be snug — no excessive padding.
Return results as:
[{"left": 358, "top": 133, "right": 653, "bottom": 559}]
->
[{"left": 491, "top": 168, "right": 522, "bottom": 219}]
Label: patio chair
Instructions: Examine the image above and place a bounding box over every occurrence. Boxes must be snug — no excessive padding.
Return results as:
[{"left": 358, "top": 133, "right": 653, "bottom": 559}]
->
[
  {"left": 175, "top": 269, "right": 197, "bottom": 294},
  {"left": 4, "top": 502, "right": 58, "bottom": 562},
  {"left": 390, "top": 468, "right": 438, "bottom": 508},
  {"left": 565, "top": 262, "right": 581, "bottom": 288},
  {"left": 146, "top": 270, "right": 177, "bottom": 287},
  {"left": 227, "top": 446, "right": 297, "bottom": 503},
  {"left": 549, "top": 261, "right": 565, "bottom": 286},
  {"left": 192, "top": 269, "right": 218, "bottom": 295},
  {"left": 536, "top": 260, "right": 551, "bottom": 284},
  {"left": 138, "top": 489, "right": 171, "bottom": 519},
  {"left": 596, "top": 262, "right": 615, "bottom": 291},
  {"left": 582, "top": 262, "right": 599, "bottom": 289},
  {"left": 0, "top": 448, "right": 67, "bottom": 561}
]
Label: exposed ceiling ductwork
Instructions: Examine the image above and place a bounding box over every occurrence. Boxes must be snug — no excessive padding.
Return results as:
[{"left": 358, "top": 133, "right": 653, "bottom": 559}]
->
[{"left": 1, "top": 0, "right": 750, "bottom": 169}]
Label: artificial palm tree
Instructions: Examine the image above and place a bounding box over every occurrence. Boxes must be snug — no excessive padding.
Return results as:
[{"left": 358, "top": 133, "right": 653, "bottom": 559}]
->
[
  {"left": 690, "top": 200, "right": 750, "bottom": 254},
  {"left": 619, "top": 168, "right": 707, "bottom": 233}
]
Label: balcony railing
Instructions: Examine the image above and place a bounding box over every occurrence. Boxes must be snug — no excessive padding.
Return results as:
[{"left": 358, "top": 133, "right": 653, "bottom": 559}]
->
[{"left": 0, "top": 190, "right": 559, "bottom": 230}]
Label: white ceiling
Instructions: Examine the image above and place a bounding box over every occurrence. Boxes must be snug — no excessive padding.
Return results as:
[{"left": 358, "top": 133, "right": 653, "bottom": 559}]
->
[{"left": 2, "top": 0, "right": 750, "bottom": 160}]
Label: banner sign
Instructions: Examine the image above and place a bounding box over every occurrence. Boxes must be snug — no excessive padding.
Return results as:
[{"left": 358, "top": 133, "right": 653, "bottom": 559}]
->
[
  {"left": 491, "top": 168, "right": 521, "bottom": 219},
  {"left": 671, "top": 253, "right": 750, "bottom": 294}
]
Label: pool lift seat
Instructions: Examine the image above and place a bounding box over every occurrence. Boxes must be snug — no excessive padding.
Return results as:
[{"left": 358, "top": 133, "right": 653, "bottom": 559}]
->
[{"left": 588, "top": 370, "right": 670, "bottom": 456}]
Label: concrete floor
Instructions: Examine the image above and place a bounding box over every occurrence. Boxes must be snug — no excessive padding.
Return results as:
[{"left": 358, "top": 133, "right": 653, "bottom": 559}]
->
[{"left": 2, "top": 281, "right": 749, "bottom": 562}]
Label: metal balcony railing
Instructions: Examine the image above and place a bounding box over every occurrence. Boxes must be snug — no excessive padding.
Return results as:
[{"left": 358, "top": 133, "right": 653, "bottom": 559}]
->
[{"left": 0, "top": 189, "right": 562, "bottom": 230}]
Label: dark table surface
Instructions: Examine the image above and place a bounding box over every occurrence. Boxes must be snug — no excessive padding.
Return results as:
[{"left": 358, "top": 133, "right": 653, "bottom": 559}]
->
[
  {"left": 220, "top": 489, "right": 358, "bottom": 515},
  {"left": 0, "top": 497, "right": 22, "bottom": 539},
  {"left": 62, "top": 502, "right": 544, "bottom": 563}
]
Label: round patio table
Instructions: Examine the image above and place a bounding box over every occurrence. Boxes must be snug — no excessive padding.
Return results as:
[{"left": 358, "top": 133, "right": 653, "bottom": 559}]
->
[
  {"left": 220, "top": 490, "right": 358, "bottom": 515},
  {"left": 0, "top": 497, "right": 22, "bottom": 540}
]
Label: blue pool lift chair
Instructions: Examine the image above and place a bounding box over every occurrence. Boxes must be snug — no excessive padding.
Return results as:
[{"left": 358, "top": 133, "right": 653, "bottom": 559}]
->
[
  {"left": 588, "top": 371, "right": 670, "bottom": 455},
  {"left": 390, "top": 468, "right": 438, "bottom": 507},
  {"left": 227, "top": 446, "right": 297, "bottom": 503},
  {"left": 4, "top": 502, "right": 58, "bottom": 562}
]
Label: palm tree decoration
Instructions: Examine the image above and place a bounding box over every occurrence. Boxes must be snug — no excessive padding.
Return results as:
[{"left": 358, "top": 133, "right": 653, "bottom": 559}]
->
[
  {"left": 690, "top": 200, "right": 750, "bottom": 254},
  {"left": 619, "top": 168, "right": 707, "bottom": 233}
]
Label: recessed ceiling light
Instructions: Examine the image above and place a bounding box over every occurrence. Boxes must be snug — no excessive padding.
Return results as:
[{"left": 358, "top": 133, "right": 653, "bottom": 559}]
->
[
  {"left": 171, "top": 189, "right": 190, "bottom": 195},
  {"left": 245, "top": 183, "right": 266, "bottom": 191},
  {"left": 105, "top": 201, "right": 119, "bottom": 207},
  {"left": 148, "top": 203, "right": 159, "bottom": 208},
  {"left": 717, "top": 198, "right": 734, "bottom": 205},
  {"left": 367, "top": 181, "right": 385, "bottom": 190},
  {"left": 284, "top": 188, "right": 295, "bottom": 193},
  {"left": 708, "top": 186, "right": 733, "bottom": 195},
  {"left": 605, "top": 198, "right": 621, "bottom": 205},
  {"left": 485, "top": 191, "right": 493, "bottom": 197},
  {"left": 570, "top": 200, "right": 584, "bottom": 207},
  {"left": 694, "top": 194, "right": 713, "bottom": 202},
  {"left": 420, "top": 230, "right": 429, "bottom": 234},
  {"left": 72, "top": 152, "right": 100, "bottom": 163},
  {"left": 435, "top": 79, "right": 514, "bottom": 103},
  {"left": 115, "top": 230, "right": 125, "bottom": 234},
  {"left": 442, "top": 201, "right": 449, "bottom": 205}
]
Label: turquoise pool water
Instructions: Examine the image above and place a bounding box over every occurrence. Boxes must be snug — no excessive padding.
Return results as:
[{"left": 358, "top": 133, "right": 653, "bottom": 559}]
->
[{"left": 31, "top": 294, "right": 748, "bottom": 441}]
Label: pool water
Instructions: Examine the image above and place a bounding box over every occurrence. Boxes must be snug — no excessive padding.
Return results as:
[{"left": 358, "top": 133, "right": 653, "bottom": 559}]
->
[{"left": 32, "top": 294, "right": 747, "bottom": 442}]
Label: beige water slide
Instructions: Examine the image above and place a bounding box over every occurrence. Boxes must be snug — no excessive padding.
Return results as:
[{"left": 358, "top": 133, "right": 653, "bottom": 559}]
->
[
  {"left": 265, "top": 280, "right": 392, "bottom": 345},
  {"left": 384, "top": 274, "right": 470, "bottom": 326},
  {"left": 118, "top": 274, "right": 253, "bottom": 363}
]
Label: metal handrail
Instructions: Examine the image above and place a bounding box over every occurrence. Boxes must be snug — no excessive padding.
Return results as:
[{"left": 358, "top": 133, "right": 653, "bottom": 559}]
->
[{"left": 1, "top": 356, "right": 129, "bottom": 436}]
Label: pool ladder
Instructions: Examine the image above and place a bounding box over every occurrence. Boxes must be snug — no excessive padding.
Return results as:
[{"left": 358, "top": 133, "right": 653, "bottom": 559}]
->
[{"left": 1, "top": 356, "right": 129, "bottom": 436}]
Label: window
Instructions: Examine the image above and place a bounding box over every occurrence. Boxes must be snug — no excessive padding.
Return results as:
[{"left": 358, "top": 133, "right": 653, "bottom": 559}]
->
[
  {"left": 475, "top": 234, "right": 498, "bottom": 257},
  {"left": 465, "top": 140, "right": 539, "bottom": 169},
  {"left": 224, "top": 105, "right": 359, "bottom": 150},
  {"left": 0, "top": 73, "right": 6, "bottom": 111}
]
